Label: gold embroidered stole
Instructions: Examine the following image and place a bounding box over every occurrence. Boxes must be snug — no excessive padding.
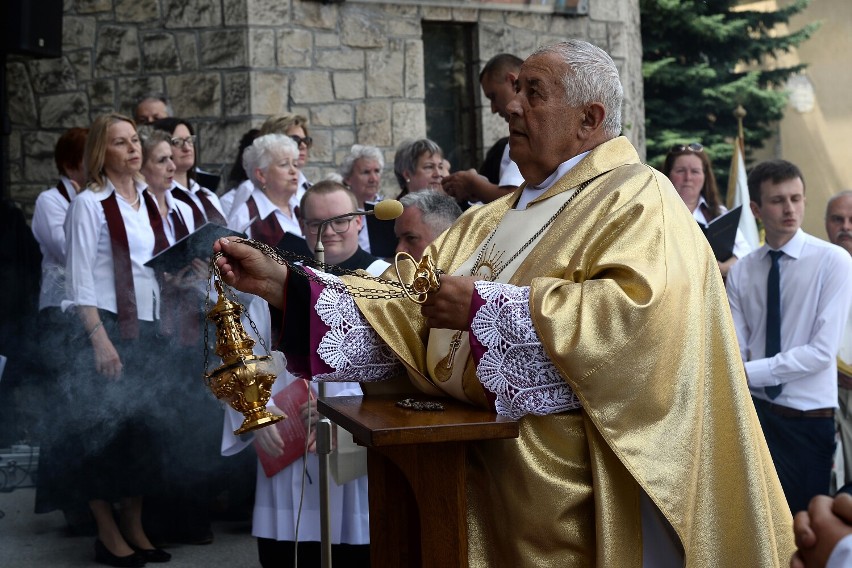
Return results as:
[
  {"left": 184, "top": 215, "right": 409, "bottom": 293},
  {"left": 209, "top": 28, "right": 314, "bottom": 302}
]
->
[{"left": 425, "top": 187, "right": 581, "bottom": 403}]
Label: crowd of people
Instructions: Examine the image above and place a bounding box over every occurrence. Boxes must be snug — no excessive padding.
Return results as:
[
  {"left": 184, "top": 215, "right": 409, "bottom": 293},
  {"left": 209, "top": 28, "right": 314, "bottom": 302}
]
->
[
  {"left": 18, "top": 88, "right": 467, "bottom": 566},
  {"left": 3, "top": 39, "right": 852, "bottom": 568}
]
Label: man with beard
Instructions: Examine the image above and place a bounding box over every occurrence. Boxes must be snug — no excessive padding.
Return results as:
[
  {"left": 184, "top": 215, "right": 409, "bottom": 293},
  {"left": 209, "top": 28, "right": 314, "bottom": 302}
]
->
[{"left": 826, "top": 191, "right": 852, "bottom": 484}]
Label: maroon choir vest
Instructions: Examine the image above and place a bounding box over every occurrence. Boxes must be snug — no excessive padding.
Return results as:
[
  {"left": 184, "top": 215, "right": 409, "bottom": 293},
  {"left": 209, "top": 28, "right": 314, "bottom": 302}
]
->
[
  {"left": 172, "top": 187, "right": 227, "bottom": 227},
  {"left": 152, "top": 194, "right": 202, "bottom": 347},
  {"left": 245, "top": 196, "right": 285, "bottom": 246},
  {"left": 100, "top": 190, "right": 169, "bottom": 339}
]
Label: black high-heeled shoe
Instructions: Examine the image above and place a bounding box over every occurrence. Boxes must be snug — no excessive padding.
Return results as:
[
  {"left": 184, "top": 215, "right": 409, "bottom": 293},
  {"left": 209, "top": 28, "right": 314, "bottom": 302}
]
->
[
  {"left": 94, "top": 539, "right": 146, "bottom": 567},
  {"left": 129, "top": 544, "right": 171, "bottom": 563}
]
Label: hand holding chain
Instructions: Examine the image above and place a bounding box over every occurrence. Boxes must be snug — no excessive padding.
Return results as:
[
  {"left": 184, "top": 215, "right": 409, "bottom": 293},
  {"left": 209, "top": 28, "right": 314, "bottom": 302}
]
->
[{"left": 222, "top": 237, "right": 445, "bottom": 303}]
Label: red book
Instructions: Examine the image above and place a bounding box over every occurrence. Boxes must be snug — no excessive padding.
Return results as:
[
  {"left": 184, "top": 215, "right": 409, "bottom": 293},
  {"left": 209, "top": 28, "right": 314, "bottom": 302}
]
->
[{"left": 254, "top": 379, "right": 317, "bottom": 478}]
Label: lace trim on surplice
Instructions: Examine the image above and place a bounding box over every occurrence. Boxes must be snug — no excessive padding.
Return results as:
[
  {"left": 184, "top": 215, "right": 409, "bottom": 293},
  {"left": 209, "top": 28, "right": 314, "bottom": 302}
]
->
[
  {"left": 471, "top": 280, "right": 582, "bottom": 419},
  {"left": 311, "top": 271, "right": 401, "bottom": 382}
]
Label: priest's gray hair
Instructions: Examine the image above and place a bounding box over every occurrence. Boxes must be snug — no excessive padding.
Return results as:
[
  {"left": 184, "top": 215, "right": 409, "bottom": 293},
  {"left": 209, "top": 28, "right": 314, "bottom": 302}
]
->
[
  {"left": 243, "top": 134, "right": 299, "bottom": 188},
  {"left": 399, "top": 190, "right": 463, "bottom": 237},
  {"left": 339, "top": 144, "right": 385, "bottom": 180},
  {"left": 532, "top": 40, "right": 623, "bottom": 139}
]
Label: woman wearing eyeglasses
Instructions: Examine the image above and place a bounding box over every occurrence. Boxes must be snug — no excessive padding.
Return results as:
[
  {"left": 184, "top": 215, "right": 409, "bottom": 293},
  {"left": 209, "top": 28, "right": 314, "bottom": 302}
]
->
[
  {"left": 663, "top": 143, "right": 751, "bottom": 278},
  {"left": 222, "top": 114, "right": 316, "bottom": 222},
  {"left": 258, "top": 114, "right": 313, "bottom": 196},
  {"left": 151, "top": 118, "right": 227, "bottom": 226},
  {"left": 223, "top": 134, "right": 306, "bottom": 376}
]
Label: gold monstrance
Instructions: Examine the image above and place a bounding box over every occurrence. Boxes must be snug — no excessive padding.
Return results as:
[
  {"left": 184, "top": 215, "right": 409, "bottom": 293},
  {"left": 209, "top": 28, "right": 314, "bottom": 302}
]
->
[{"left": 205, "top": 279, "right": 284, "bottom": 435}]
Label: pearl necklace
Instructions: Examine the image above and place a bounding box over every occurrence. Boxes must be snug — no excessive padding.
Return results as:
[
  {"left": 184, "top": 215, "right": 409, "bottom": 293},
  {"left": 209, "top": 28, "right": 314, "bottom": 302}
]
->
[{"left": 119, "top": 191, "right": 140, "bottom": 207}]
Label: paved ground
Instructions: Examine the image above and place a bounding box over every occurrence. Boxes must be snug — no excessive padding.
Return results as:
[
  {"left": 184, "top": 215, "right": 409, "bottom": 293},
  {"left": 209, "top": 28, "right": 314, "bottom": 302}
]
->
[{"left": 0, "top": 487, "right": 258, "bottom": 568}]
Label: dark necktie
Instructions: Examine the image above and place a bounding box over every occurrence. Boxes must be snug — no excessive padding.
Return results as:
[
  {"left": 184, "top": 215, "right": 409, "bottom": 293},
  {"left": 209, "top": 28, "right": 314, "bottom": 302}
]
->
[{"left": 764, "top": 250, "right": 784, "bottom": 399}]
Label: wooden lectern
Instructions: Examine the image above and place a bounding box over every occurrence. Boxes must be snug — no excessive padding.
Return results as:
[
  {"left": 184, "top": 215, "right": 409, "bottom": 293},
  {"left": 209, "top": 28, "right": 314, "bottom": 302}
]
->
[{"left": 319, "top": 395, "right": 519, "bottom": 568}]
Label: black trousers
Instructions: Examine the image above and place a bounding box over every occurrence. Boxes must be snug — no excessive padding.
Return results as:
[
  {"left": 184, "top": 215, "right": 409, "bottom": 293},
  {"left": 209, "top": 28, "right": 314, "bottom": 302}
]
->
[
  {"left": 753, "top": 397, "right": 835, "bottom": 514},
  {"left": 257, "top": 538, "right": 370, "bottom": 568}
]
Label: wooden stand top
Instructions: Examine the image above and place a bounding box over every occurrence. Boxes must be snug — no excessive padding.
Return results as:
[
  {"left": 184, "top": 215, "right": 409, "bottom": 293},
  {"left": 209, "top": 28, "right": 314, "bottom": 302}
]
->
[{"left": 319, "top": 395, "right": 519, "bottom": 447}]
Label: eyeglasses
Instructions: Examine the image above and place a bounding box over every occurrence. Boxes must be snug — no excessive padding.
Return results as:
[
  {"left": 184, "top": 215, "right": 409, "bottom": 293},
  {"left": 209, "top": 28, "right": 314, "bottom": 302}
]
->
[
  {"left": 669, "top": 142, "right": 703, "bottom": 154},
  {"left": 170, "top": 135, "right": 196, "bottom": 149},
  {"left": 290, "top": 135, "right": 313, "bottom": 148},
  {"left": 304, "top": 217, "right": 353, "bottom": 235}
]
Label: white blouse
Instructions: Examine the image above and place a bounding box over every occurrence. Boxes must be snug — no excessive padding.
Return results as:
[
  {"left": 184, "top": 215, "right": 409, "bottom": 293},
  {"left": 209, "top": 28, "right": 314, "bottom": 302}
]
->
[
  {"left": 156, "top": 190, "right": 196, "bottom": 244},
  {"left": 227, "top": 186, "right": 303, "bottom": 238},
  {"left": 63, "top": 179, "right": 160, "bottom": 321},
  {"left": 31, "top": 176, "right": 77, "bottom": 310}
]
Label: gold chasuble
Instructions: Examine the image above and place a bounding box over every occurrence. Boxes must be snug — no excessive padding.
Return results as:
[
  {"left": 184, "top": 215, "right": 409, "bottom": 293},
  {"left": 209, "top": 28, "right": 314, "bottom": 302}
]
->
[{"left": 348, "top": 137, "right": 793, "bottom": 567}]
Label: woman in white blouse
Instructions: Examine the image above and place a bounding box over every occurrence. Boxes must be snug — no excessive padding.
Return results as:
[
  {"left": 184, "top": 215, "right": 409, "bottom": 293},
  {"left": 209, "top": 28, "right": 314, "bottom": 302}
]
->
[
  {"left": 64, "top": 113, "right": 171, "bottom": 566},
  {"left": 139, "top": 128, "right": 228, "bottom": 548},
  {"left": 228, "top": 134, "right": 304, "bottom": 243},
  {"left": 32, "top": 127, "right": 90, "bottom": 527},
  {"left": 151, "top": 117, "right": 226, "bottom": 226}
]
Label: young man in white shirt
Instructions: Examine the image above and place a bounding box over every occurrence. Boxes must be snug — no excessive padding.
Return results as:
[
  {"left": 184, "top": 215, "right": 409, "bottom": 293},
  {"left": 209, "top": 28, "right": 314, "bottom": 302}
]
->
[
  {"left": 727, "top": 160, "right": 852, "bottom": 513},
  {"left": 223, "top": 181, "right": 381, "bottom": 568}
]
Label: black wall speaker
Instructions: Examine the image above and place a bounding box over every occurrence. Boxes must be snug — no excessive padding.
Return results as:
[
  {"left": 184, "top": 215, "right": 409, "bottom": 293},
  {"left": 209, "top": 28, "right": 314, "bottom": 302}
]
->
[{"left": 2, "top": 0, "right": 64, "bottom": 58}]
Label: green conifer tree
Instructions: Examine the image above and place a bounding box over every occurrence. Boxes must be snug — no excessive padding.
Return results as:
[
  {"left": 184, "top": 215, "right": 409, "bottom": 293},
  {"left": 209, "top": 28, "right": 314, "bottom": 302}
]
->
[{"left": 641, "top": 0, "right": 818, "bottom": 188}]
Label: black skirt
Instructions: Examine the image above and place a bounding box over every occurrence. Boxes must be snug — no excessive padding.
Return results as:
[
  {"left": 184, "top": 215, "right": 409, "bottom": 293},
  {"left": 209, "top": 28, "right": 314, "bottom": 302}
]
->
[{"left": 36, "top": 311, "right": 169, "bottom": 510}]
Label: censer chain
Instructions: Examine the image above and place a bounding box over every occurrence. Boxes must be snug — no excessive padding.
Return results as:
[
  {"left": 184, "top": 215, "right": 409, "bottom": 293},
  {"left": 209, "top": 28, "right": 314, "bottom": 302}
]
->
[
  {"left": 204, "top": 238, "right": 445, "bottom": 376},
  {"left": 228, "top": 238, "right": 444, "bottom": 301},
  {"left": 203, "top": 251, "right": 271, "bottom": 378}
]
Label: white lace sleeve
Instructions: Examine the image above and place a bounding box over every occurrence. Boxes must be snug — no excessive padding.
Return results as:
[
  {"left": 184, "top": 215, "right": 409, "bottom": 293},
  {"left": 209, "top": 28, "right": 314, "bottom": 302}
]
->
[
  {"left": 311, "top": 271, "right": 402, "bottom": 382},
  {"left": 471, "top": 280, "right": 582, "bottom": 419}
]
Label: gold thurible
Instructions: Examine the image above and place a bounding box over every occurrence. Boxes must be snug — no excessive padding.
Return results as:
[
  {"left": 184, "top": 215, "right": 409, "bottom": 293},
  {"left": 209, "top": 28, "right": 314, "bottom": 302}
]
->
[{"left": 205, "top": 279, "right": 284, "bottom": 435}]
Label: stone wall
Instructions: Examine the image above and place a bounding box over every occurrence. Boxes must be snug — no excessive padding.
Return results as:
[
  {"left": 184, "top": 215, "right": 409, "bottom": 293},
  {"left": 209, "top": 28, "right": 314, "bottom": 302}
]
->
[{"left": 5, "top": 0, "right": 643, "bottom": 213}]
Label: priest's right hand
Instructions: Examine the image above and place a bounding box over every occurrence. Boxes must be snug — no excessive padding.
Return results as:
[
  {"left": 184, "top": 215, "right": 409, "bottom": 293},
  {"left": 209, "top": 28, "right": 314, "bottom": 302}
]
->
[{"left": 214, "top": 237, "right": 288, "bottom": 309}]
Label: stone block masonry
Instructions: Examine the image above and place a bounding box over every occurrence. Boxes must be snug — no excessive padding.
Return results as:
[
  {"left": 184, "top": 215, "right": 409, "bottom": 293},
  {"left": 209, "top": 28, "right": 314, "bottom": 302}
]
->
[{"left": 5, "top": 0, "right": 643, "bottom": 213}]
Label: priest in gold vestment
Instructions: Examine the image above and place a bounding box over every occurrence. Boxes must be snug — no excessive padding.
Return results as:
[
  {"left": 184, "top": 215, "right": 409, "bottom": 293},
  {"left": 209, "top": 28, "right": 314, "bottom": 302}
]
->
[{"left": 215, "top": 40, "right": 794, "bottom": 566}]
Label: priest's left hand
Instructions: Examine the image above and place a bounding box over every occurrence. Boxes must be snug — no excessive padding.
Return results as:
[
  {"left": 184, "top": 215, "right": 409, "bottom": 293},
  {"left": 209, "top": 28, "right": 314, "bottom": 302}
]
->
[{"left": 420, "top": 275, "right": 478, "bottom": 330}]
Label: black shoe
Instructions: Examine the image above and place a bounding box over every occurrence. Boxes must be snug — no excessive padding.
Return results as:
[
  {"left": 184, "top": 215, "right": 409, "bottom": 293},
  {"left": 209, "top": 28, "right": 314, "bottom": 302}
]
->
[
  {"left": 94, "top": 539, "right": 146, "bottom": 567},
  {"left": 130, "top": 545, "right": 171, "bottom": 563}
]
